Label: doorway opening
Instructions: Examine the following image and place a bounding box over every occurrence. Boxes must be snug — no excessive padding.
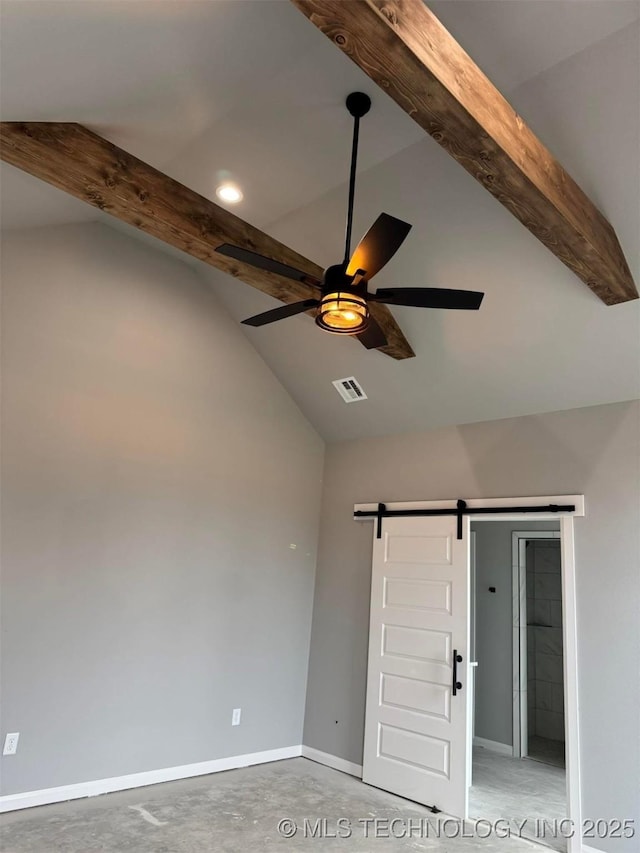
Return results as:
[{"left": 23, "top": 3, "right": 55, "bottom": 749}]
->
[
  {"left": 469, "top": 522, "right": 567, "bottom": 851},
  {"left": 356, "top": 495, "right": 582, "bottom": 853}
]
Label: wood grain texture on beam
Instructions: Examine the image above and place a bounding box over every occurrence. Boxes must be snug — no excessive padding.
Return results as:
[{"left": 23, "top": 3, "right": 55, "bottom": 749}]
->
[
  {"left": 290, "top": 0, "right": 637, "bottom": 306},
  {"left": 0, "top": 122, "right": 415, "bottom": 359}
]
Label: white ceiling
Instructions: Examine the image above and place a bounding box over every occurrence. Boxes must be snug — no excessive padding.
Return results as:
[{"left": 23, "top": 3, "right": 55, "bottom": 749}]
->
[{"left": 1, "top": 0, "right": 639, "bottom": 441}]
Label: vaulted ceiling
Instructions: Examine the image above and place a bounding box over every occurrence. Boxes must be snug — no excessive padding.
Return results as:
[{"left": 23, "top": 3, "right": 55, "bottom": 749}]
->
[{"left": 2, "top": 0, "right": 639, "bottom": 440}]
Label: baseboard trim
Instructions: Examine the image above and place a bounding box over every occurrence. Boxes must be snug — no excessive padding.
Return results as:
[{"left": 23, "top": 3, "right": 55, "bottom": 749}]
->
[
  {"left": 473, "top": 736, "right": 513, "bottom": 757},
  {"left": 0, "top": 745, "right": 302, "bottom": 813},
  {"left": 301, "top": 745, "right": 362, "bottom": 778}
]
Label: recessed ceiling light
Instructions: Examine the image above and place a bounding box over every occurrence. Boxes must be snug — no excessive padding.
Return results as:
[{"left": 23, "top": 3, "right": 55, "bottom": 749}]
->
[{"left": 216, "top": 182, "right": 243, "bottom": 204}]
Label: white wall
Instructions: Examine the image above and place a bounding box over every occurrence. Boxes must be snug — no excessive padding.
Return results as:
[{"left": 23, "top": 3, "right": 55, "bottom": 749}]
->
[
  {"left": 0, "top": 222, "right": 324, "bottom": 796},
  {"left": 304, "top": 400, "right": 640, "bottom": 852}
]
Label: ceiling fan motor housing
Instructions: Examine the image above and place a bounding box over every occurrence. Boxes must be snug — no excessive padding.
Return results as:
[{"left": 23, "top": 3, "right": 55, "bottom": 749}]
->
[{"left": 321, "top": 263, "right": 366, "bottom": 295}]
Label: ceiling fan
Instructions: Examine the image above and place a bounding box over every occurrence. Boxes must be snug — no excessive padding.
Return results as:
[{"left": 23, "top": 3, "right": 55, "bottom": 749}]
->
[{"left": 216, "top": 92, "right": 484, "bottom": 350}]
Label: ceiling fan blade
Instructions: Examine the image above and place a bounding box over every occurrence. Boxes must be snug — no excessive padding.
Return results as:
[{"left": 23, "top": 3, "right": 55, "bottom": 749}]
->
[
  {"left": 356, "top": 316, "right": 388, "bottom": 350},
  {"left": 372, "top": 287, "right": 484, "bottom": 310},
  {"left": 346, "top": 213, "right": 412, "bottom": 279},
  {"left": 216, "top": 244, "right": 321, "bottom": 287},
  {"left": 242, "top": 299, "right": 320, "bottom": 327}
]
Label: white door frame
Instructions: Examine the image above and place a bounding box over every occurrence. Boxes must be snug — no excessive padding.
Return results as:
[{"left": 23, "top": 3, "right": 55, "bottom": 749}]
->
[
  {"left": 511, "top": 530, "right": 561, "bottom": 760},
  {"left": 355, "top": 495, "right": 583, "bottom": 853}
]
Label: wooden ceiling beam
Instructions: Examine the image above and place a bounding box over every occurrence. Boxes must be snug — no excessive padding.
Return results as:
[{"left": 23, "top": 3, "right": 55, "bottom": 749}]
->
[
  {"left": 290, "top": 0, "right": 637, "bottom": 306},
  {"left": 0, "top": 122, "right": 415, "bottom": 360}
]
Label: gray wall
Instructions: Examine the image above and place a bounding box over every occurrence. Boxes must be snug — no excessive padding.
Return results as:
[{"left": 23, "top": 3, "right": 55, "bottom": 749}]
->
[
  {"left": 0, "top": 223, "right": 324, "bottom": 796},
  {"left": 304, "top": 400, "right": 640, "bottom": 851},
  {"left": 470, "top": 521, "right": 559, "bottom": 747}
]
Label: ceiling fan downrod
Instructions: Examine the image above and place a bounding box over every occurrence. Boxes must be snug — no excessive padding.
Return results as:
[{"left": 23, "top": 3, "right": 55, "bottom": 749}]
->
[{"left": 343, "top": 92, "right": 371, "bottom": 265}]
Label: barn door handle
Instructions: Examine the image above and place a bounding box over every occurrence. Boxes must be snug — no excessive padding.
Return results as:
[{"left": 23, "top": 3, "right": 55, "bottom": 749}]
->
[{"left": 452, "top": 650, "right": 463, "bottom": 696}]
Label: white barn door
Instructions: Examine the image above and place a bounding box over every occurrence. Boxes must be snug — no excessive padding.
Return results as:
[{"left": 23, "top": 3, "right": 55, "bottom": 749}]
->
[{"left": 362, "top": 514, "right": 471, "bottom": 817}]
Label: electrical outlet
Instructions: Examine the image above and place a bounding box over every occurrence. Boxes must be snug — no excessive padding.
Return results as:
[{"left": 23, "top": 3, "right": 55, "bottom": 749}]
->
[
  {"left": 231, "top": 708, "right": 241, "bottom": 726},
  {"left": 3, "top": 733, "right": 19, "bottom": 756}
]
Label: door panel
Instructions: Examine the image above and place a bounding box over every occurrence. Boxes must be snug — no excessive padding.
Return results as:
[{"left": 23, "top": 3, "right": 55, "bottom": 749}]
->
[
  {"left": 385, "top": 533, "right": 452, "bottom": 564},
  {"left": 378, "top": 724, "right": 450, "bottom": 776},
  {"left": 384, "top": 624, "right": 450, "bottom": 661},
  {"left": 362, "top": 515, "right": 470, "bottom": 817},
  {"left": 384, "top": 577, "right": 452, "bottom": 612},
  {"left": 381, "top": 673, "right": 451, "bottom": 720}
]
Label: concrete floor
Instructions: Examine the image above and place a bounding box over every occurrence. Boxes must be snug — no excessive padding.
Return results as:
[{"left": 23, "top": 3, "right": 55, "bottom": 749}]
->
[
  {"left": 470, "top": 747, "right": 566, "bottom": 852},
  {"left": 0, "top": 757, "right": 546, "bottom": 853}
]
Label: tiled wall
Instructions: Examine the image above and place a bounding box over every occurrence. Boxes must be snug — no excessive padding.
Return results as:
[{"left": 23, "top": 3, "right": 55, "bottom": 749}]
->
[{"left": 527, "top": 541, "right": 565, "bottom": 742}]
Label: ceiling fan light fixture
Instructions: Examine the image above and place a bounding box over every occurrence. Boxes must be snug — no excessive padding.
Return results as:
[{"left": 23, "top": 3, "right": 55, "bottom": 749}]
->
[{"left": 316, "top": 291, "right": 369, "bottom": 334}]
